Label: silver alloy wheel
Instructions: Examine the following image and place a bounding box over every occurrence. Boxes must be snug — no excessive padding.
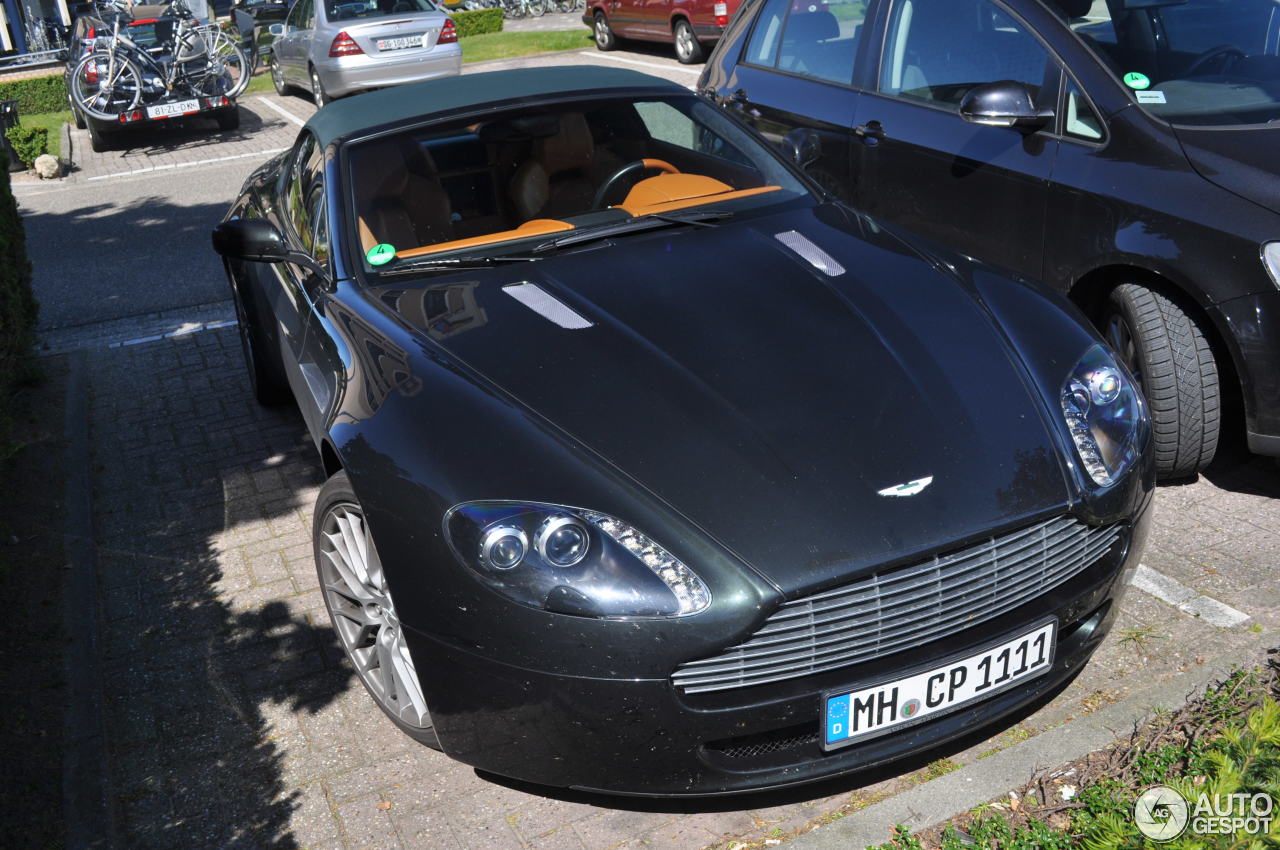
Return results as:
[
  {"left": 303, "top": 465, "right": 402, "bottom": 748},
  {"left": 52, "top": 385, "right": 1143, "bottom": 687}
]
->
[
  {"left": 271, "top": 55, "right": 286, "bottom": 93},
  {"left": 318, "top": 502, "right": 432, "bottom": 729},
  {"left": 594, "top": 14, "right": 612, "bottom": 48},
  {"left": 311, "top": 68, "right": 328, "bottom": 107},
  {"left": 675, "top": 24, "right": 694, "bottom": 60}
]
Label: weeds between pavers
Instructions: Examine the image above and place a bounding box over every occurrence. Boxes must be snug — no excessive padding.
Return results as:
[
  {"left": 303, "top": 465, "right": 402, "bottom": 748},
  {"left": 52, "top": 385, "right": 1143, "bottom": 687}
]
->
[{"left": 871, "top": 652, "right": 1280, "bottom": 849}]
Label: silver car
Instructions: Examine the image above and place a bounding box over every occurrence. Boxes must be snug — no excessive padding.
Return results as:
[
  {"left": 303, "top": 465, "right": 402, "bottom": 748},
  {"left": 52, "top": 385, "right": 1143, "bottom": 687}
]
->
[{"left": 269, "top": 0, "right": 461, "bottom": 105}]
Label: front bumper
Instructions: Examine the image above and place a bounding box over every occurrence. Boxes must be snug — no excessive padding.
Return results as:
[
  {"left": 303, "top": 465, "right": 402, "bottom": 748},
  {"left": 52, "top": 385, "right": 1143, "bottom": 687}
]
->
[
  {"left": 317, "top": 46, "right": 462, "bottom": 98},
  {"left": 404, "top": 500, "right": 1152, "bottom": 796},
  {"left": 1212, "top": 289, "right": 1280, "bottom": 456}
]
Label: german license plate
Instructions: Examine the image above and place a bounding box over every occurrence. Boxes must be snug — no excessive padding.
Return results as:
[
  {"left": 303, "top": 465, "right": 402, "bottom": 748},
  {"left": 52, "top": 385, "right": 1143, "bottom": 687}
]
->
[
  {"left": 822, "top": 620, "right": 1056, "bottom": 751},
  {"left": 377, "top": 34, "right": 421, "bottom": 50},
  {"left": 146, "top": 99, "right": 200, "bottom": 119}
]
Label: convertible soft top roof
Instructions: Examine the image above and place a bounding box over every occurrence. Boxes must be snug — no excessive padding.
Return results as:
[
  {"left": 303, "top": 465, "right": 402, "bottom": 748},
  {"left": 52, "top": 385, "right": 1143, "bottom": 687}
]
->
[{"left": 303, "top": 66, "right": 687, "bottom": 148}]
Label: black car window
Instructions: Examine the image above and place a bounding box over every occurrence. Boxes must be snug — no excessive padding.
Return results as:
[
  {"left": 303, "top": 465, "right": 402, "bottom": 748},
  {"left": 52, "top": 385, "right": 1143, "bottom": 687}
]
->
[
  {"left": 743, "top": 0, "right": 868, "bottom": 85},
  {"left": 879, "top": 0, "right": 1051, "bottom": 108},
  {"left": 285, "top": 132, "right": 324, "bottom": 252},
  {"left": 325, "top": 0, "right": 436, "bottom": 23},
  {"left": 1063, "top": 77, "right": 1103, "bottom": 141},
  {"left": 286, "top": 0, "right": 304, "bottom": 26}
]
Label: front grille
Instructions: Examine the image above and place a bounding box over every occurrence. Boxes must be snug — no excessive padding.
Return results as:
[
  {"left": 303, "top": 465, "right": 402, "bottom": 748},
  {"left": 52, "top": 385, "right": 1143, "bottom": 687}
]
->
[
  {"left": 703, "top": 724, "right": 819, "bottom": 761},
  {"left": 673, "top": 516, "right": 1122, "bottom": 694}
]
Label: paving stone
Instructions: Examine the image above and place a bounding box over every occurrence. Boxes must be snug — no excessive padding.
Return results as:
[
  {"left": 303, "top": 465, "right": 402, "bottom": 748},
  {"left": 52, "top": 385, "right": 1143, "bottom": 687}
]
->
[{"left": 336, "top": 795, "right": 404, "bottom": 849}]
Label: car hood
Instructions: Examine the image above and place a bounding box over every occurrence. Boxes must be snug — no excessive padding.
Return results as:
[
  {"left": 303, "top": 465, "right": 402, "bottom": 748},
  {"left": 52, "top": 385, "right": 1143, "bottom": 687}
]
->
[
  {"left": 376, "top": 207, "right": 1074, "bottom": 596},
  {"left": 1175, "top": 125, "right": 1280, "bottom": 215}
]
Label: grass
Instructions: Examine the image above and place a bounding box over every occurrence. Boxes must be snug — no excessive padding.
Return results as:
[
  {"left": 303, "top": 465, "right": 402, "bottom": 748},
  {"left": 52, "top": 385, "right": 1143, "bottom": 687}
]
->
[
  {"left": 1117, "top": 622, "right": 1168, "bottom": 652},
  {"left": 460, "top": 29, "right": 591, "bottom": 63},
  {"left": 15, "top": 110, "right": 71, "bottom": 159}
]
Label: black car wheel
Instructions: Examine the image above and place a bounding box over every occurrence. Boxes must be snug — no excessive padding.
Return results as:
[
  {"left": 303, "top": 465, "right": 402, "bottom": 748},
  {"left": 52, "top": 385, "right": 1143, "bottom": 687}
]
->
[
  {"left": 673, "top": 19, "right": 703, "bottom": 64},
  {"left": 310, "top": 66, "right": 331, "bottom": 108},
  {"left": 314, "top": 471, "right": 441, "bottom": 749},
  {"left": 215, "top": 106, "right": 241, "bottom": 131},
  {"left": 68, "top": 91, "right": 87, "bottom": 129},
  {"left": 270, "top": 53, "right": 291, "bottom": 95},
  {"left": 86, "top": 118, "right": 112, "bottom": 153},
  {"left": 1104, "top": 283, "right": 1220, "bottom": 479},
  {"left": 593, "top": 11, "right": 616, "bottom": 51},
  {"left": 230, "top": 275, "right": 290, "bottom": 405}
]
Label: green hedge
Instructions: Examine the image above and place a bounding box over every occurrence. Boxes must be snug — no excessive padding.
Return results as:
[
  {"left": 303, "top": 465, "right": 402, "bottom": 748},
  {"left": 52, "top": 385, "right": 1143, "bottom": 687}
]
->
[
  {"left": 0, "top": 74, "right": 65, "bottom": 116},
  {"left": 454, "top": 8, "right": 503, "bottom": 37},
  {"left": 4, "top": 126, "right": 49, "bottom": 168},
  {"left": 0, "top": 158, "right": 38, "bottom": 455}
]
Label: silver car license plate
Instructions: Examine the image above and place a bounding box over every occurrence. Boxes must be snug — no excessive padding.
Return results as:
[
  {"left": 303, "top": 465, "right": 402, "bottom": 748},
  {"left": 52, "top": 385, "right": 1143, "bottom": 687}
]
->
[
  {"left": 822, "top": 619, "right": 1056, "bottom": 751},
  {"left": 377, "top": 34, "right": 421, "bottom": 50}
]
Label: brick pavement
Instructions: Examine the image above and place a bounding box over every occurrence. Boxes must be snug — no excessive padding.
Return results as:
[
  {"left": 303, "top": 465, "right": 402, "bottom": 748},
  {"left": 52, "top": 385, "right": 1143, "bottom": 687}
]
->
[{"left": 75, "top": 319, "right": 1277, "bottom": 850}]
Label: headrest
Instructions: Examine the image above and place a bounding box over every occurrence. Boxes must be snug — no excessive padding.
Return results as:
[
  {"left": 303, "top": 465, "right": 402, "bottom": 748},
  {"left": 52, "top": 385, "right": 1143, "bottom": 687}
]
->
[
  {"left": 536, "top": 112, "right": 594, "bottom": 176},
  {"left": 784, "top": 10, "right": 838, "bottom": 43},
  {"left": 1050, "top": 0, "right": 1091, "bottom": 18},
  {"left": 352, "top": 135, "right": 437, "bottom": 200}
]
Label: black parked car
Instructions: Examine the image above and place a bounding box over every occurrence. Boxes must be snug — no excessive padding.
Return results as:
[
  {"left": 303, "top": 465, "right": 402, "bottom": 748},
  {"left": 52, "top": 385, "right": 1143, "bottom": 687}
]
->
[
  {"left": 701, "top": 0, "right": 1280, "bottom": 480},
  {"left": 212, "top": 66, "right": 1152, "bottom": 795}
]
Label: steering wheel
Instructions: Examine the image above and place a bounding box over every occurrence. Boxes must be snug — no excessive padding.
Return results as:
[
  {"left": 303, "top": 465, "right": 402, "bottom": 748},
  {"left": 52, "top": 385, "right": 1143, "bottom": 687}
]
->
[
  {"left": 591, "top": 158, "right": 680, "bottom": 210},
  {"left": 1183, "top": 44, "right": 1246, "bottom": 77}
]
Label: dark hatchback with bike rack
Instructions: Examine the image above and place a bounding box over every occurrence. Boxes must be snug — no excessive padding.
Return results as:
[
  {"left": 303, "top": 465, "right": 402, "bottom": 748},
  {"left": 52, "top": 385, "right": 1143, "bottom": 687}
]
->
[{"left": 64, "top": 0, "right": 250, "bottom": 151}]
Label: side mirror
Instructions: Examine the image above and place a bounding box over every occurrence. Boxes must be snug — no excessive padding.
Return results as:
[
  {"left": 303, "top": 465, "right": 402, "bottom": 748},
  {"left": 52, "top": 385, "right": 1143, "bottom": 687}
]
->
[
  {"left": 959, "top": 81, "right": 1054, "bottom": 131},
  {"left": 782, "top": 128, "right": 821, "bottom": 168},
  {"left": 268, "top": 22, "right": 284, "bottom": 35},
  {"left": 213, "top": 218, "right": 288, "bottom": 261}
]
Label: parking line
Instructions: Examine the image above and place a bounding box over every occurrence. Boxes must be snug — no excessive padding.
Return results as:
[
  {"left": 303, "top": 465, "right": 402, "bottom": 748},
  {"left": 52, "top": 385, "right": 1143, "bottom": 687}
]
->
[
  {"left": 109, "top": 318, "right": 238, "bottom": 349},
  {"left": 85, "top": 148, "right": 288, "bottom": 181},
  {"left": 591, "top": 53, "right": 703, "bottom": 76},
  {"left": 1129, "top": 564, "right": 1250, "bottom": 628},
  {"left": 255, "top": 96, "right": 309, "bottom": 128}
]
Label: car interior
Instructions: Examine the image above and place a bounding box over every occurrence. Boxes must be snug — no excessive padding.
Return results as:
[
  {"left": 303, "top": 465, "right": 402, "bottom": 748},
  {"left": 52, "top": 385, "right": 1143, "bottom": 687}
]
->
[{"left": 348, "top": 98, "right": 788, "bottom": 261}]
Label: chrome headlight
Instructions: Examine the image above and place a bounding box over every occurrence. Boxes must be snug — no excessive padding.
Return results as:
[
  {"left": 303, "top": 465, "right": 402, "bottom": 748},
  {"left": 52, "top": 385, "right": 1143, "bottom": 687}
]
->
[
  {"left": 445, "top": 502, "right": 711, "bottom": 618},
  {"left": 1262, "top": 241, "right": 1280, "bottom": 289},
  {"left": 1060, "top": 344, "right": 1145, "bottom": 486}
]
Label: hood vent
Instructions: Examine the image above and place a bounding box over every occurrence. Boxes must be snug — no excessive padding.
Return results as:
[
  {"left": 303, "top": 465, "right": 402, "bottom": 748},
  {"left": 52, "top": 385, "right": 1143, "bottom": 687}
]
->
[
  {"left": 774, "top": 230, "right": 845, "bottom": 277},
  {"left": 502, "top": 283, "right": 593, "bottom": 330}
]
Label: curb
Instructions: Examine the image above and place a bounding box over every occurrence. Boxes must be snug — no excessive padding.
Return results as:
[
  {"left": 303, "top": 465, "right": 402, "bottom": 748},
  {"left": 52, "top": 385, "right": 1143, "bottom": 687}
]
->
[
  {"left": 60, "top": 118, "right": 72, "bottom": 179},
  {"left": 61, "top": 349, "right": 115, "bottom": 849},
  {"left": 787, "top": 635, "right": 1269, "bottom": 850}
]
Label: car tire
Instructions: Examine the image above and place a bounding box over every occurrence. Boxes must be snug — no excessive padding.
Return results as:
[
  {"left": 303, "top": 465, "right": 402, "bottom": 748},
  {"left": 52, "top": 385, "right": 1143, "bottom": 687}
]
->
[
  {"left": 1104, "top": 283, "right": 1220, "bottom": 479},
  {"left": 310, "top": 66, "right": 331, "bottom": 108},
  {"left": 215, "top": 106, "right": 241, "bottom": 131},
  {"left": 313, "top": 470, "right": 442, "bottom": 750},
  {"left": 270, "top": 53, "right": 291, "bottom": 95},
  {"left": 593, "top": 11, "right": 616, "bottom": 51},
  {"left": 230, "top": 272, "right": 291, "bottom": 406},
  {"left": 673, "top": 18, "right": 702, "bottom": 64},
  {"left": 73, "top": 107, "right": 87, "bottom": 130},
  {"left": 86, "top": 118, "right": 112, "bottom": 153}
]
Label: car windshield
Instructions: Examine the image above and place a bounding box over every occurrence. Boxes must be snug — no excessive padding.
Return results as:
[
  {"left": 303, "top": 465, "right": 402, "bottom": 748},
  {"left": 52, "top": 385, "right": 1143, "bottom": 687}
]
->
[
  {"left": 325, "top": 0, "right": 438, "bottom": 21},
  {"left": 346, "top": 95, "right": 812, "bottom": 274},
  {"left": 1066, "top": 0, "right": 1280, "bottom": 126}
]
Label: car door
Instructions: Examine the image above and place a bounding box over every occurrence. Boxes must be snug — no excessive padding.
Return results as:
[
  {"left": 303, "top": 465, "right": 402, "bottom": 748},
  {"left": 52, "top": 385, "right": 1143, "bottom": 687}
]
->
[
  {"left": 851, "top": 0, "right": 1058, "bottom": 281},
  {"left": 267, "top": 131, "right": 333, "bottom": 436},
  {"left": 609, "top": 0, "right": 645, "bottom": 37},
  {"left": 720, "top": 0, "right": 871, "bottom": 200}
]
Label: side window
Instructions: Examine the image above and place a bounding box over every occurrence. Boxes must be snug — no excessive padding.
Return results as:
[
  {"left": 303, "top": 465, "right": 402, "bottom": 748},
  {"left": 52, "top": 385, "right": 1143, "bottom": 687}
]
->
[
  {"left": 1063, "top": 78, "right": 1103, "bottom": 141},
  {"left": 744, "top": 0, "right": 867, "bottom": 86},
  {"left": 284, "top": 133, "right": 325, "bottom": 257},
  {"left": 635, "top": 101, "right": 754, "bottom": 165},
  {"left": 286, "top": 0, "right": 303, "bottom": 27},
  {"left": 879, "top": 0, "right": 1051, "bottom": 109}
]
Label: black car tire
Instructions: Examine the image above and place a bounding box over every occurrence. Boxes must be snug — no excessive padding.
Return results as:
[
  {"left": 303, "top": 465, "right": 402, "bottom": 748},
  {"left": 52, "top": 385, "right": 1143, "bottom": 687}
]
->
[
  {"left": 310, "top": 66, "right": 331, "bottom": 108},
  {"left": 593, "top": 11, "right": 617, "bottom": 51},
  {"left": 230, "top": 274, "right": 291, "bottom": 406},
  {"left": 313, "top": 470, "right": 442, "bottom": 750},
  {"left": 1105, "top": 283, "right": 1220, "bottom": 479},
  {"left": 215, "top": 106, "right": 241, "bottom": 131},
  {"left": 86, "top": 118, "right": 112, "bottom": 153},
  {"left": 270, "top": 54, "right": 291, "bottom": 95},
  {"left": 73, "top": 107, "right": 87, "bottom": 130},
  {"left": 673, "top": 19, "right": 703, "bottom": 64}
]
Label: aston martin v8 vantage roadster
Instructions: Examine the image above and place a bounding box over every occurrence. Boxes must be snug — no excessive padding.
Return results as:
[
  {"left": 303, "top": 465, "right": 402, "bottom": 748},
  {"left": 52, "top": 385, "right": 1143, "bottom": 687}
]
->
[{"left": 212, "top": 66, "right": 1154, "bottom": 795}]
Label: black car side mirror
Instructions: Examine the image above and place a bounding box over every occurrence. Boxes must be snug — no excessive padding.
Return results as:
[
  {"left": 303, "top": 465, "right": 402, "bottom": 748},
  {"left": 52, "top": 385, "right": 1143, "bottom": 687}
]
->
[
  {"left": 959, "top": 81, "right": 1054, "bottom": 131},
  {"left": 782, "top": 128, "right": 821, "bottom": 168},
  {"left": 213, "top": 219, "right": 328, "bottom": 277}
]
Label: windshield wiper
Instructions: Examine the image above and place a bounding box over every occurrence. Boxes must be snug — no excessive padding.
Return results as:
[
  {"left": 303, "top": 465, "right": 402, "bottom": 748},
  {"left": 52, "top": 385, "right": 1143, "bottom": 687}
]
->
[
  {"left": 377, "top": 254, "right": 540, "bottom": 276},
  {"left": 532, "top": 209, "right": 734, "bottom": 254}
]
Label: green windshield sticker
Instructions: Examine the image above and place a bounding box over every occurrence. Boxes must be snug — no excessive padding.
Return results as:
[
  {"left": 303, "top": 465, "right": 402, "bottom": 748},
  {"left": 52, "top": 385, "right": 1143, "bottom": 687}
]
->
[
  {"left": 366, "top": 243, "right": 396, "bottom": 266},
  {"left": 1123, "top": 72, "right": 1151, "bottom": 90}
]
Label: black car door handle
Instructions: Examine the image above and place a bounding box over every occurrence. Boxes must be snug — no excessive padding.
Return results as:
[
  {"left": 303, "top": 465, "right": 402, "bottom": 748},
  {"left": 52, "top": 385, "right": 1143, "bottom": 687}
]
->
[{"left": 854, "top": 120, "right": 885, "bottom": 144}]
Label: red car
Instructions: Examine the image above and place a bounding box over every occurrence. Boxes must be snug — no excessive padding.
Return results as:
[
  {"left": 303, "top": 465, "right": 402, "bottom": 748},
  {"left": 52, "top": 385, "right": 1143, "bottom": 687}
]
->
[{"left": 583, "top": 0, "right": 739, "bottom": 63}]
